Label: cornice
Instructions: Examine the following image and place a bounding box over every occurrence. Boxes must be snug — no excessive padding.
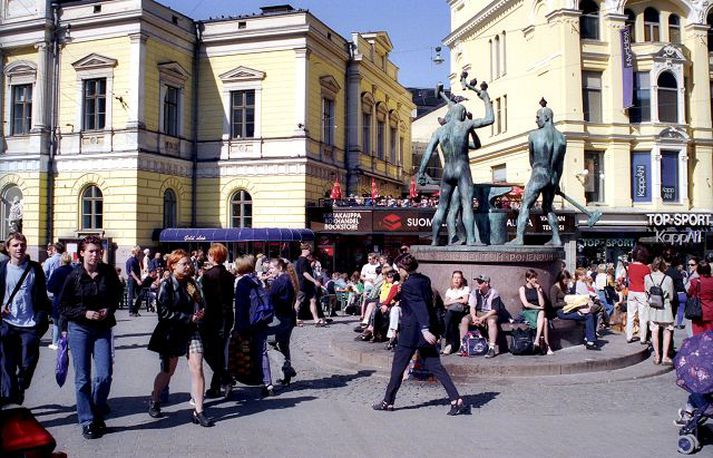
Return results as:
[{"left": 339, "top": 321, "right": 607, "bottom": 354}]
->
[{"left": 443, "top": 0, "right": 521, "bottom": 46}]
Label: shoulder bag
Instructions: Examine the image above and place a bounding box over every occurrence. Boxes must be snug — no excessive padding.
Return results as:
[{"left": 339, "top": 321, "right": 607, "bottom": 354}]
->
[
  {"left": 1, "top": 262, "right": 33, "bottom": 319},
  {"left": 684, "top": 281, "right": 702, "bottom": 321}
]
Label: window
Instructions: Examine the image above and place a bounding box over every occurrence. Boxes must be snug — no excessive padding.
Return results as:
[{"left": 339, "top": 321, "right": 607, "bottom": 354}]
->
[
  {"left": 83, "top": 78, "right": 107, "bottom": 130},
  {"left": 644, "top": 8, "right": 660, "bottom": 42},
  {"left": 81, "top": 185, "right": 103, "bottom": 230},
  {"left": 580, "top": 0, "right": 600, "bottom": 40},
  {"left": 230, "top": 190, "right": 252, "bottom": 228},
  {"left": 230, "top": 90, "right": 255, "bottom": 138},
  {"left": 11, "top": 84, "right": 32, "bottom": 135},
  {"left": 708, "top": 13, "right": 713, "bottom": 52},
  {"left": 502, "top": 95, "right": 507, "bottom": 132},
  {"left": 582, "top": 71, "right": 602, "bottom": 123},
  {"left": 377, "top": 120, "right": 385, "bottom": 160},
  {"left": 630, "top": 72, "right": 650, "bottom": 123},
  {"left": 584, "top": 151, "right": 605, "bottom": 204},
  {"left": 657, "top": 71, "right": 678, "bottom": 123},
  {"left": 492, "top": 164, "right": 506, "bottom": 183},
  {"left": 494, "top": 97, "right": 502, "bottom": 134},
  {"left": 362, "top": 112, "right": 371, "bottom": 155},
  {"left": 668, "top": 14, "right": 680, "bottom": 44},
  {"left": 163, "top": 189, "right": 177, "bottom": 228},
  {"left": 489, "top": 39, "right": 493, "bottom": 81},
  {"left": 625, "top": 9, "right": 636, "bottom": 42},
  {"left": 1, "top": 185, "right": 22, "bottom": 241},
  {"left": 494, "top": 35, "right": 500, "bottom": 79},
  {"left": 501, "top": 31, "right": 506, "bottom": 76},
  {"left": 322, "top": 97, "right": 335, "bottom": 146},
  {"left": 389, "top": 126, "right": 397, "bottom": 163},
  {"left": 163, "top": 86, "right": 179, "bottom": 136},
  {"left": 660, "top": 150, "right": 679, "bottom": 202}
]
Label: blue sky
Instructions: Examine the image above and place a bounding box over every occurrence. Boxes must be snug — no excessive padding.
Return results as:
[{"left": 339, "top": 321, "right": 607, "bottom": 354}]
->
[{"left": 162, "top": 0, "right": 451, "bottom": 88}]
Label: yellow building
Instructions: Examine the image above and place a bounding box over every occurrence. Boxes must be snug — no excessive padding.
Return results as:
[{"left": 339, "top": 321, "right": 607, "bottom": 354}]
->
[
  {"left": 442, "top": 0, "right": 713, "bottom": 262},
  {"left": 0, "top": 1, "right": 414, "bottom": 264}
]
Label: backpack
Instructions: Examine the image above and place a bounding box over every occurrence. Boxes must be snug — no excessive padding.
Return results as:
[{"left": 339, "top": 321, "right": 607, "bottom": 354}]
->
[
  {"left": 510, "top": 327, "right": 533, "bottom": 355},
  {"left": 460, "top": 330, "right": 488, "bottom": 357},
  {"left": 646, "top": 274, "right": 666, "bottom": 310},
  {"left": 248, "top": 277, "right": 274, "bottom": 327}
]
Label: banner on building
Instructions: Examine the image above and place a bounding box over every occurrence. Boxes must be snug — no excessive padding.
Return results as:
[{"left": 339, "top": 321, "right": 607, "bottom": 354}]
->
[
  {"left": 660, "top": 151, "right": 679, "bottom": 202},
  {"left": 621, "top": 28, "right": 634, "bottom": 109},
  {"left": 631, "top": 151, "right": 651, "bottom": 202}
]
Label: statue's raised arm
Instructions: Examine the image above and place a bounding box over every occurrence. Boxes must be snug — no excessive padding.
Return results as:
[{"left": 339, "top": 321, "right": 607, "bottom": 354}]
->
[{"left": 460, "top": 71, "right": 494, "bottom": 129}]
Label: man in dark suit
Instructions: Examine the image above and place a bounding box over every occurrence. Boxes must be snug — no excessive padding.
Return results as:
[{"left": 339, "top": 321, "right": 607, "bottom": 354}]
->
[{"left": 373, "top": 254, "right": 469, "bottom": 415}]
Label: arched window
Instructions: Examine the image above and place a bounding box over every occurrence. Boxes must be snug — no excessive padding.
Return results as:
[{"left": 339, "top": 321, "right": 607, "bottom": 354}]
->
[
  {"left": 230, "top": 190, "right": 252, "bottom": 228},
  {"left": 708, "top": 13, "right": 713, "bottom": 52},
  {"left": 81, "top": 185, "right": 103, "bottom": 230},
  {"left": 163, "top": 189, "right": 177, "bottom": 228},
  {"left": 580, "top": 0, "right": 600, "bottom": 40},
  {"left": 668, "top": 14, "right": 680, "bottom": 44},
  {"left": 644, "top": 7, "right": 660, "bottom": 42},
  {"left": 657, "top": 71, "right": 678, "bottom": 123},
  {"left": 625, "top": 9, "right": 636, "bottom": 42},
  {"left": 1, "top": 185, "right": 23, "bottom": 240}
]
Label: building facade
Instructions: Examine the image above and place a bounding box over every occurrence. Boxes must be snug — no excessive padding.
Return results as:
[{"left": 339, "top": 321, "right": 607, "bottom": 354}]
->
[
  {"left": 0, "top": 0, "right": 414, "bottom": 263},
  {"left": 443, "top": 0, "right": 713, "bottom": 263}
]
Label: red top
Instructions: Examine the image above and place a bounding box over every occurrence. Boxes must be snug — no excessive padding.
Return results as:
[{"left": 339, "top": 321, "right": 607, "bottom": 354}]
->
[
  {"left": 628, "top": 262, "right": 650, "bottom": 292},
  {"left": 688, "top": 276, "right": 713, "bottom": 322}
]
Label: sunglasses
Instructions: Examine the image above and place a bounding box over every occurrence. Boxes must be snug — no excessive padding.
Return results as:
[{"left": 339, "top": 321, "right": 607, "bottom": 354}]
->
[{"left": 688, "top": 263, "right": 697, "bottom": 266}]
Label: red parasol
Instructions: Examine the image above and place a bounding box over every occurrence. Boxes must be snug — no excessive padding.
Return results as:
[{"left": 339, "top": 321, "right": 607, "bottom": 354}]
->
[
  {"left": 409, "top": 176, "right": 418, "bottom": 199},
  {"left": 330, "top": 178, "right": 343, "bottom": 200},
  {"left": 371, "top": 177, "right": 379, "bottom": 199}
]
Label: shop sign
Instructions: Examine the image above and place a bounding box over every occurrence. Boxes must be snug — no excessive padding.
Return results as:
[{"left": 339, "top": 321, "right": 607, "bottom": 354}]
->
[
  {"left": 309, "top": 209, "right": 372, "bottom": 233},
  {"left": 578, "top": 238, "right": 635, "bottom": 248},
  {"left": 374, "top": 210, "right": 440, "bottom": 233},
  {"left": 645, "top": 213, "right": 712, "bottom": 246},
  {"left": 507, "top": 213, "right": 575, "bottom": 234},
  {"left": 653, "top": 229, "right": 703, "bottom": 245},
  {"left": 183, "top": 234, "right": 207, "bottom": 241}
]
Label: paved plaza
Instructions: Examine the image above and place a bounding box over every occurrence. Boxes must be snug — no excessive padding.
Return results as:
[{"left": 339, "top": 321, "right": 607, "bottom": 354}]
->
[{"left": 23, "top": 310, "right": 709, "bottom": 457}]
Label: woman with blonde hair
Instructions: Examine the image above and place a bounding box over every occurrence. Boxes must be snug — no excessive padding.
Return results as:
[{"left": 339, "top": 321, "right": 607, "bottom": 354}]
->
[
  {"left": 645, "top": 257, "right": 675, "bottom": 365},
  {"left": 147, "top": 249, "right": 213, "bottom": 426}
]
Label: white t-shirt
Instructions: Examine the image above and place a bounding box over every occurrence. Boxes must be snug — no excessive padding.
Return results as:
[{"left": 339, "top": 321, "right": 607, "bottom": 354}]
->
[
  {"left": 445, "top": 286, "right": 470, "bottom": 303},
  {"left": 594, "top": 273, "right": 607, "bottom": 291},
  {"left": 361, "top": 262, "right": 378, "bottom": 289}
]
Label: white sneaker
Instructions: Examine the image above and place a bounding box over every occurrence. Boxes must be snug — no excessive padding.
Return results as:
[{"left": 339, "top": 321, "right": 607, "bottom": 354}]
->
[
  {"left": 188, "top": 398, "right": 195, "bottom": 407},
  {"left": 48, "top": 344, "right": 58, "bottom": 350},
  {"left": 443, "top": 344, "right": 452, "bottom": 355}
]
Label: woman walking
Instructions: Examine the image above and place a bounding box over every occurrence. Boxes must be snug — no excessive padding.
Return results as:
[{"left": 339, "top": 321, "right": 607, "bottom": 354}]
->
[
  {"left": 645, "top": 257, "right": 675, "bottom": 365},
  {"left": 267, "top": 258, "right": 297, "bottom": 385},
  {"left": 687, "top": 261, "right": 713, "bottom": 335},
  {"left": 372, "top": 254, "right": 468, "bottom": 415},
  {"left": 626, "top": 245, "right": 651, "bottom": 344},
  {"left": 147, "top": 249, "right": 213, "bottom": 427},
  {"left": 59, "top": 236, "right": 122, "bottom": 439},
  {"left": 200, "top": 243, "right": 235, "bottom": 399},
  {"left": 234, "top": 255, "right": 275, "bottom": 397}
]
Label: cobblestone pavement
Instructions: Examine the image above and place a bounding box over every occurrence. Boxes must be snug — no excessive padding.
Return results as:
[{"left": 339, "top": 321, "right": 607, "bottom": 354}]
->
[{"left": 22, "top": 310, "right": 709, "bottom": 457}]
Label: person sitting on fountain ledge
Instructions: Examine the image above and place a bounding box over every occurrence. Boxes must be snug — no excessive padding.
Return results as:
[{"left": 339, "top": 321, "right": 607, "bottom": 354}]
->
[{"left": 460, "top": 275, "right": 503, "bottom": 358}]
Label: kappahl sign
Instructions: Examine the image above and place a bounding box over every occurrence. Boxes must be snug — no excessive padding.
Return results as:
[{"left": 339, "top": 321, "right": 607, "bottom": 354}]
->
[{"left": 646, "top": 213, "right": 712, "bottom": 245}]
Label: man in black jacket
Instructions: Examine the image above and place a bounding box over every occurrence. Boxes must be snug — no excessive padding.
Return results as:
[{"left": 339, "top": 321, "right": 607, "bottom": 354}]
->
[
  {"left": 0, "top": 233, "right": 51, "bottom": 405},
  {"left": 373, "top": 254, "right": 468, "bottom": 415}
]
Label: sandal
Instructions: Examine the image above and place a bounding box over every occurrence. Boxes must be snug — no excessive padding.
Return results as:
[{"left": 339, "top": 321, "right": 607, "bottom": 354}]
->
[
  {"left": 296, "top": 320, "right": 304, "bottom": 327},
  {"left": 662, "top": 357, "right": 673, "bottom": 366},
  {"left": 653, "top": 356, "right": 661, "bottom": 365},
  {"left": 372, "top": 400, "right": 394, "bottom": 411}
]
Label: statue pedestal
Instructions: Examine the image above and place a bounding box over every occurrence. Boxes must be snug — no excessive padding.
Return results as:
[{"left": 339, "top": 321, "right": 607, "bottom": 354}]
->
[{"left": 410, "top": 245, "right": 564, "bottom": 318}]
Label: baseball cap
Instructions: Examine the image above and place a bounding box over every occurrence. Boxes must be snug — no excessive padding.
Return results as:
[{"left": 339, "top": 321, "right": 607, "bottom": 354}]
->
[{"left": 474, "top": 274, "right": 490, "bottom": 283}]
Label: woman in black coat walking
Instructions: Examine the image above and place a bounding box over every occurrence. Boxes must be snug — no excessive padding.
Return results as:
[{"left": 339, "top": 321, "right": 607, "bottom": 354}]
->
[{"left": 373, "top": 254, "right": 469, "bottom": 415}]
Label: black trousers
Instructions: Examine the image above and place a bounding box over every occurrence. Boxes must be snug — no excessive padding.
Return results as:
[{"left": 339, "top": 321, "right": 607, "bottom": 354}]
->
[
  {"left": 383, "top": 344, "right": 459, "bottom": 406},
  {"left": 201, "top": 324, "right": 232, "bottom": 390},
  {"left": 443, "top": 310, "right": 465, "bottom": 350},
  {"left": 0, "top": 322, "right": 41, "bottom": 404}
]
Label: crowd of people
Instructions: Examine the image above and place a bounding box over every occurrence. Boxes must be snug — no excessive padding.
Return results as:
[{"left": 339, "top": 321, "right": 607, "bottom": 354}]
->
[{"left": 1, "top": 231, "right": 712, "bottom": 440}]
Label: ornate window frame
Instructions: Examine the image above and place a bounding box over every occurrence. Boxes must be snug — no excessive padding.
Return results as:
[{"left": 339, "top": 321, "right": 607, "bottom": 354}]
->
[
  {"left": 158, "top": 62, "right": 189, "bottom": 138},
  {"left": 219, "top": 66, "right": 265, "bottom": 140},
  {"left": 72, "top": 53, "right": 117, "bottom": 133},
  {"left": 3, "top": 60, "right": 36, "bottom": 137}
]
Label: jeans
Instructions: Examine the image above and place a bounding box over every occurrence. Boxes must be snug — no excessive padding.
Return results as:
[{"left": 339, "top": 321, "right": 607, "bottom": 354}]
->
[
  {"left": 67, "top": 322, "right": 113, "bottom": 426},
  {"left": 0, "top": 322, "right": 41, "bottom": 404},
  {"left": 127, "top": 280, "right": 139, "bottom": 314},
  {"left": 51, "top": 323, "right": 61, "bottom": 346},
  {"left": 597, "top": 291, "right": 614, "bottom": 317},
  {"left": 675, "top": 292, "right": 687, "bottom": 327},
  {"left": 254, "top": 332, "right": 272, "bottom": 386},
  {"left": 269, "top": 313, "right": 295, "bottom": 373},
  {"left": 557, "top": 309, "right": 596, "bottom": 344}
]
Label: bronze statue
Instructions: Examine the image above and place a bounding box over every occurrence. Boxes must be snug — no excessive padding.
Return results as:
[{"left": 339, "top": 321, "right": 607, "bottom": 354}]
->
[
  {"left": 417, "top": 72, "right": 493, "bottom": 246},
  {"left": 507, "top": 99, "right": 566, "bottom": 246}
]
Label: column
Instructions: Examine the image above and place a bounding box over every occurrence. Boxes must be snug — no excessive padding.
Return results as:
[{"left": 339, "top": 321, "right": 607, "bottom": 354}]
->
[
  {"left": 294, "top": 48, "right": 309, "bottom": 136},
  {"left": 679, "top": 146, "right": 689, "bottom": 208},
  {"left": 605, "top": 142, "right": 632, "bottom": 207},
  {"left": 0, "top": 49, "right": 5, "bottom": 152},
  {"left": 31, "top": 41, "right": 50, "bottom": 132},
  {"left": 345, "top": 61, "right": 361, "bottom": 194},
  {"left": 546, "top": 9, "right": 584, "bottom": 127},
  {"left": 651, "top": 145, "right": 662, "bottom": 207},
  {"left": 684, "top": 23, "right": 712, "bottom": 136},
  {"left": 127, "top": 32, "right": 147, "bottom": 129},
  {"left": 690, "top": 145, "right": 713, "bottom": 209}
]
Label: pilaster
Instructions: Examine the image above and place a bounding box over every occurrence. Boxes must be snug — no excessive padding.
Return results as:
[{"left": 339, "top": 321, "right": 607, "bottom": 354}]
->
[
  {"left": 31, "top": 41, "right": 50, "bottom": 132},
  {"left": 684, "top": 23, "right": 712, "bottom": 136},
  {"left": 127, "top": 32, "right": 148, "bottom": 129},
  {"left": 690, "top": 145, "right": 713, "bottom": 209},
  {"left": 603, "top": 14, "right": 629, "bottom": 124},
  {"left": 605, "top": 142, "right": 632, "bottom": 207},
  {"left": 294, "top": 48, "right": 309, "bottom": 136}
]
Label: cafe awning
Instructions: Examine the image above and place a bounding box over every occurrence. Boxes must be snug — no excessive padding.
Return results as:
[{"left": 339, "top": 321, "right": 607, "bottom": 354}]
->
[{"left": 159, "top": 228, "right": 315, "bottom": 243}]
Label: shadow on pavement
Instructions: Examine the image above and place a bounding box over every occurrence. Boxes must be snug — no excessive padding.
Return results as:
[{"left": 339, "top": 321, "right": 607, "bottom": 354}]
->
[
  {"left": 397, "top": 391, "right": 499, "bottom": 411},
  {"left": 280, "top": 369, "right": 376, "bottom": 392}
]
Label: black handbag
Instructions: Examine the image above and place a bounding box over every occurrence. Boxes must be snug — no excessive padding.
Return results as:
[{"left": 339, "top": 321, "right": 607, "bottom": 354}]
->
[{"left": 684, "top": 282, "right": 702, "bottom": 321}]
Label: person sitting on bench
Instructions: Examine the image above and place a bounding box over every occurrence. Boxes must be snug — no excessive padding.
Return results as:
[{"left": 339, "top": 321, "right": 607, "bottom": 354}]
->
[{"left": 459, "top": 275, "right": 503, "bottom": 358}]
